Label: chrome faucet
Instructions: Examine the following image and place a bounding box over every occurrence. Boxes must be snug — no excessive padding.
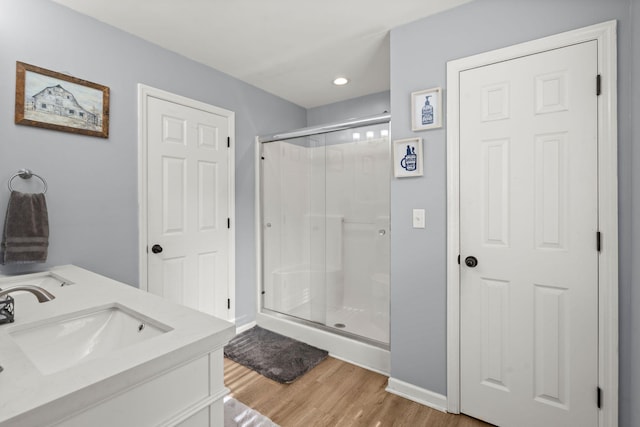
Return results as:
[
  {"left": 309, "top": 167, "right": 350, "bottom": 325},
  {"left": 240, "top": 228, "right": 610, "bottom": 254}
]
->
[
  {"left": 0, "top": 285, "right": 55, "bottom": 372},
  {"left": 0, "top": 285, "right": 55, "bottom": 302}
]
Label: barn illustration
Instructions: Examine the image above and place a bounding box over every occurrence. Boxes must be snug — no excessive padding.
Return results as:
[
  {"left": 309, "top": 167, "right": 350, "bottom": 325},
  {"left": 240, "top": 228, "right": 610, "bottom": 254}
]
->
[{"left": 27, "top": 84, "right": 101, "bottom": 127}]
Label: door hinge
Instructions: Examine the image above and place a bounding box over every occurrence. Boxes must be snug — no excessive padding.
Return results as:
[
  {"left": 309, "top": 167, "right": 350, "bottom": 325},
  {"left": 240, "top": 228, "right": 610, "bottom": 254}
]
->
[
  {"left": 597, "top": 231, "right": 602, "bottom": 252},
  {"left": 597, "top": 386, "right": 602, "bottom": 409},
  {"left": 596, "top": 74, "right": 602, "bottom": 96},
  {"left": 227, "top": 136, "right": 230, "bottom": 148},
  {"left": 227, "top": 298, "right": 231, "bottom": 310},
  {"left": 227, "top": 218, "right": 231, "bottom": 229},
  {"left": 457, "top": 254, "right": 460, "bottom": 265}
]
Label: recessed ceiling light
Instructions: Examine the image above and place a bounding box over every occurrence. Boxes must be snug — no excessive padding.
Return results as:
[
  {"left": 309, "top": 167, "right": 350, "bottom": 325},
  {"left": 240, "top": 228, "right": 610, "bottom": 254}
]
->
[{"left": 333, "top": 77, "right": 349, "bottom": 86}]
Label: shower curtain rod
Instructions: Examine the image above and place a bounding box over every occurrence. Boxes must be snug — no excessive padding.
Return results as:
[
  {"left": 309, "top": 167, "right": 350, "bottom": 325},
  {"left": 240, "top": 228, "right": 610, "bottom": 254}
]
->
[{"left": 257, "top": 112, "right": 391, "bottom": 144}]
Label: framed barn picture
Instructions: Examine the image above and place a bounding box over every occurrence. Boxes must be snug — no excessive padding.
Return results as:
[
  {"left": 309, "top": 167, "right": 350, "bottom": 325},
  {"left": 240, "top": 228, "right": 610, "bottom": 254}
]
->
[{"left": 15, "top": 61, "right": 110, "bottom": 138}]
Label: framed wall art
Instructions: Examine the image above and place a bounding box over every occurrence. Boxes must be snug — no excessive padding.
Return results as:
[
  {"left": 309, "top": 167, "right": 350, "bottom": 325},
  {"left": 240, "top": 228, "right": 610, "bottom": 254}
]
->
[
  {"left": 393, "top": 137, "right": 423, "bottom": 178},
  {"left": 411, "top": 87, "right": 442, "bottom": 131},
  {"left": 15, "top": 61, "right": 110, "bottom": 138}
]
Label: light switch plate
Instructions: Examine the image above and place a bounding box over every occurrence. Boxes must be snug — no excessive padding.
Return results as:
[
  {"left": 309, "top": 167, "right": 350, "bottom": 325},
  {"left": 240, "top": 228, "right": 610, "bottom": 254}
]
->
[{"left": 413, "top": 209, "right": 426, "bottom": 229}]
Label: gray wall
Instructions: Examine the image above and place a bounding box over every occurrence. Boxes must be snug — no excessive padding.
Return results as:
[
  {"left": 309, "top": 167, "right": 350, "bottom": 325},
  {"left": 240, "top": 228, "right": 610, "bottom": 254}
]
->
[
  {"left": 389, "top": 0, "right": 637, "bottom": 425},
  {"left": 0, "top": 0, "right": 306, "bottom": 326},
  {"left": 306, "top": 91, "right": 390, "bottom": 126}
]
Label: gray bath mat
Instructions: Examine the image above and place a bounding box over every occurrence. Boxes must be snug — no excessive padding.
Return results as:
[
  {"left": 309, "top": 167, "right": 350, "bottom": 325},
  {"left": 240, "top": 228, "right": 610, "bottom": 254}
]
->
[{"left": 224, "top": 326, "right": 328, "bottom": 384}]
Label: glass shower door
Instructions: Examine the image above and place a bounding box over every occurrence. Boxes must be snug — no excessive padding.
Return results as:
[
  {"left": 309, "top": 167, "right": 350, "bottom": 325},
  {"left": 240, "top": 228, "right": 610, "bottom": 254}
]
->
[
  {"left": 261, "top": 135, "right": 327, "bottom": 324},
  {"left": 322, "top": 125, "right": 390, "bottom": 344},
  {"left": 261, "top": 122, "right": 390, "bottom": 345}
]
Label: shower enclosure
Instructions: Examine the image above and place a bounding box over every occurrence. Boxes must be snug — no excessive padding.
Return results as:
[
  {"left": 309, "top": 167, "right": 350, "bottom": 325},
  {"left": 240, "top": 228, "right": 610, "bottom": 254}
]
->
[{"left": 258, "top": 114, "right": 390, "bottom": 347}]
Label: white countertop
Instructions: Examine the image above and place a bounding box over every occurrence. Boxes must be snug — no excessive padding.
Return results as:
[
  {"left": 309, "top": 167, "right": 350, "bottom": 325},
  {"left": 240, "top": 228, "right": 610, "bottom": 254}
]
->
[{"left": 0, "top": 265, "right": 235, "bottom": 426}]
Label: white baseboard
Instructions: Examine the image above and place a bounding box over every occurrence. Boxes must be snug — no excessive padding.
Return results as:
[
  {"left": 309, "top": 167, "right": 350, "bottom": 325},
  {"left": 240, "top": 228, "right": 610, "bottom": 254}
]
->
[
  {"left": 329, "top": 352, "right": 389, "bottom": 376},
  {"left": 386, "top": 377, "right": 447, "bottom": 413},
  {"left": 235, "top": 321, "right": 256, "bottom": 334}
]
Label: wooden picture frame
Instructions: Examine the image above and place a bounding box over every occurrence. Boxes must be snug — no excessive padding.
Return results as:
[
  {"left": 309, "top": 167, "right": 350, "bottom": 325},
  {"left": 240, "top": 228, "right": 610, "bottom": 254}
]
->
[
  {"left": 393, "top": 137, "right": 423, "bottom": 178},
  {"left": 15, "top": 61, "right": 110, "bottom": 138},
  {"left": 411, "top": 87, "right": 442, "bottom": 131}
]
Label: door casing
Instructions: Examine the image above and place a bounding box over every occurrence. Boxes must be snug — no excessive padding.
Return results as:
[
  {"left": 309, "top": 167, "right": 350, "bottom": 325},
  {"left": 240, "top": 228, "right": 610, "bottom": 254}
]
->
[
  {"left": 446, "top": 21, "right": 618, "bottom": 426},
  {"left": 137, "top": 84, "right": 236, "bottom": 321}
]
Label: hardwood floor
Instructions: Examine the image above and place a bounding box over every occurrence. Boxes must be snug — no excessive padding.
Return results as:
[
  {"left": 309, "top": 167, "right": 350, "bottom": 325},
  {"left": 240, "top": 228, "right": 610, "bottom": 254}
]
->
[{"left": 224, "top": 356, "right": 491, "bottom": 427}]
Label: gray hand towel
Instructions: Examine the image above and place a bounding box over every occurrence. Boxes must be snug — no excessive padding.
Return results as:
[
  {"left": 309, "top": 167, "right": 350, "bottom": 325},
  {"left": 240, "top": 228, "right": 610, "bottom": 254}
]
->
[{"left": 0, "top": 191, "right": 49, "bottom": 264}]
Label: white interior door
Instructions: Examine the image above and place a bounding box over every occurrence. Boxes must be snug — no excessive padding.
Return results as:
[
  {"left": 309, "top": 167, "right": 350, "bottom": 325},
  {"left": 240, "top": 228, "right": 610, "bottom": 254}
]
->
[
  {"left": 145, "top": 95, "right": 232, "bottom": 320},
  {"left": 459, "top": 41, "right": 598, "bottom": 426}
]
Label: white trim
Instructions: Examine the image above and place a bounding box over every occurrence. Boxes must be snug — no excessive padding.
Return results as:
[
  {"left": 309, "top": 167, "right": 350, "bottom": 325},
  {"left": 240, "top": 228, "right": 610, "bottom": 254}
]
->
[
  {"left": 386, "top": 378, "right": 447, "bottom": 413},
  {"left": 445, "top": 20, "right": 618, "bottom": 426},
  {"left": 137, "top": 84, "right": 236, "bottom": 321},
  {"left": 254, "top": 137, "right": 262, "bottom": 318},
  {"left": 594, "top": 21, "right": 619, "bottom": 427},
  {"left": 328, "top": 352, "right": 389, "bottom": 377},
  {"left": 235, "top": 321, "right": 256, "bottom": 334}
]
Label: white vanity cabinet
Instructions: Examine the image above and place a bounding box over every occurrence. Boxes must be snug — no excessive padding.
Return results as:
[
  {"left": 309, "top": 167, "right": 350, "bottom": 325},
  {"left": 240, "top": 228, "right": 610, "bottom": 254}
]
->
[
  {"left": 53, "top": 350, "right": 227, "bottom": 427},
  {"left": 0, "top": 266, "right": 235, "bottom": 427}
]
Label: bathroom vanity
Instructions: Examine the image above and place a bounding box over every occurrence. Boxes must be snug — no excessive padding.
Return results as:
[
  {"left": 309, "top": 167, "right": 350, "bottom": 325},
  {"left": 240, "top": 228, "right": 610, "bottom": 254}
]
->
[{"left": 0, "top": 265, "right": 235, "bottom": 426}]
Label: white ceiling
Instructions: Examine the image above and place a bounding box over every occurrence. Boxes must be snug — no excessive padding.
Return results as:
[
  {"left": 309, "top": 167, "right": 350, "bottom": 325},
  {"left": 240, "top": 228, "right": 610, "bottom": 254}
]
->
[{"left": 51, "top": 0, "right": 471, "bottom": 108}]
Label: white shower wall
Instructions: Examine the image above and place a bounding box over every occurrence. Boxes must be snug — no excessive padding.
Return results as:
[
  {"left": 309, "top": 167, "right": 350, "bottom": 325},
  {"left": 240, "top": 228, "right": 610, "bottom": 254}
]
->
[{"left": 261, "top": 132, "right": 390, "bottom": 344}]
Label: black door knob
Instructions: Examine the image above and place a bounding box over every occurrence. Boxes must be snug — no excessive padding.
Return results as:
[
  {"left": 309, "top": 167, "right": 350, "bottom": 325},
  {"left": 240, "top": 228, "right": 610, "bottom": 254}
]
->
[
  {"left": 151, "top": 244, "right": 163, "bottom": 254},
  {"left": 464, "top": 256, "right": 478, "bottom": 267}
]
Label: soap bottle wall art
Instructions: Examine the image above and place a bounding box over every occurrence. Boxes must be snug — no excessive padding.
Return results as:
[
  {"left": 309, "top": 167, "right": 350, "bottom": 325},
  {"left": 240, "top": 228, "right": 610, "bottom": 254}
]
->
[
  {"left": 421, "top": 96, "right": 433, "bottom": 125},
  {"left": 393, "top": 137, "right": 423, "bottom": 178},
  {"left": 411, "top": 87, "right": 442, "bottom": 131}
]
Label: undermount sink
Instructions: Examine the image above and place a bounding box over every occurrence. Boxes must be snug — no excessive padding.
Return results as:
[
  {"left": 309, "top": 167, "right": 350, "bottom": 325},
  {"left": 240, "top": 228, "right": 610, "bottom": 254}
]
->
[{"left": 8, "top": 304, "right": 172, "bottom": 375}]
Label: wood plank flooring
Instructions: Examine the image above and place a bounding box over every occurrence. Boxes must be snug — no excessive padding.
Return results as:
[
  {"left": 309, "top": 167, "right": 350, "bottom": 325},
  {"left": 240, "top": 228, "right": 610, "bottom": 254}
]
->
[{"left": 224, "top": 356, "right": 491, "bottom": 427}]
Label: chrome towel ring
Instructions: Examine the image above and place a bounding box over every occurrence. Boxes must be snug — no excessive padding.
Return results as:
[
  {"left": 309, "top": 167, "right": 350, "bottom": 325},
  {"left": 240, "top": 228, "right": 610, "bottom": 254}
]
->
[{"left": 8, "top": 169, "right": 48, "bottom": 194}]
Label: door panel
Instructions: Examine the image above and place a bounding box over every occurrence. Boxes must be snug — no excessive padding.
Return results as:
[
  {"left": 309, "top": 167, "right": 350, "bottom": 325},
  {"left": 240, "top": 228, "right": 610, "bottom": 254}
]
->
[
  {"left": 535, "top": 132, "right": 568, "bottom": 250},
  {"left": 533, "top": 284, "right": 568, "bottom": 408},
  {"left": 482, "top": 138, "right": 510, "bottom": 246},
  {"left": 480, "top": 278, "right": 509, "bottom": 391},
  {"left": 459, "top": 41, "right": 598, "bottom": 427},
  {"left": 147, "top": 96, "right": 230, "bottom": 319}
]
